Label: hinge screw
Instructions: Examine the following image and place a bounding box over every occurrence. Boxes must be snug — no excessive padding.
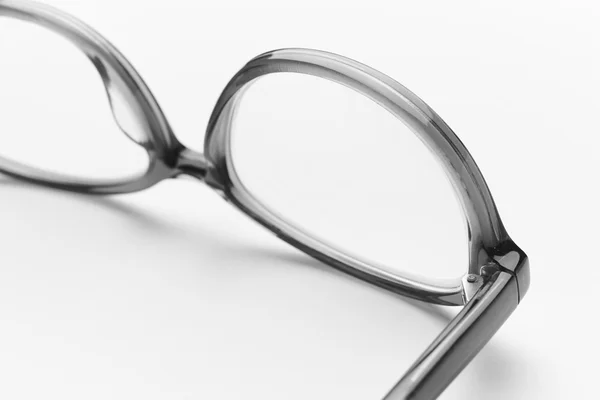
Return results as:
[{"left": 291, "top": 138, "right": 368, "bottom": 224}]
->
[{"left": 466, "top": 274, "right": 478, "bottom": 283}]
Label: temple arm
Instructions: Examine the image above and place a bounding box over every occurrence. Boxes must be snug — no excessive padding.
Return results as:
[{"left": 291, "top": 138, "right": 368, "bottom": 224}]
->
[{"left": 383, "top": 270, "right": 520, "bottom": 400}]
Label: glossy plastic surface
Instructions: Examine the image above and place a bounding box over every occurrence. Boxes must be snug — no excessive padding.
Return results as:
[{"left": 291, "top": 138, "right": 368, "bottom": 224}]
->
[
  {"left": 0, "top": 0, "right": 182, "bottom": 192},
  {"left": 0, "top": 1, "right": 530, "bottom": 398},
  {"left": 205, "top": 49, "right": 520, "bottom": 305}
]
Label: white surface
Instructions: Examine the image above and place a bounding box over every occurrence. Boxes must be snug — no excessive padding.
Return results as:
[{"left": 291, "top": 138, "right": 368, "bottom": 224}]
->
[{"left": 1, "top": 0, "right": 599, "bottom": 399}]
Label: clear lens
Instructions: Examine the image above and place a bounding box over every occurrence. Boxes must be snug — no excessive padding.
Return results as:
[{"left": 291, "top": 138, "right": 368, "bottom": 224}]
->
[
  {"left": 0, "top": 18, "right": 149, "bottom": 183},
  {"left": 230, "top": 73, "right": 467, "bottom": 281}
]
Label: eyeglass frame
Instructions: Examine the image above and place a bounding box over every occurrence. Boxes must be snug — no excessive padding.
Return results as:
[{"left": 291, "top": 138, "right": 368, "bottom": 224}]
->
[{"left": 0, "top": 1, "right": 530, "bottom": 399}]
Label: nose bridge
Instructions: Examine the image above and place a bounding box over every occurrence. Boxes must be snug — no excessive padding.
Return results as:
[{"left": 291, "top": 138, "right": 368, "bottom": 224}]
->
[
  {"left": 175, "top": 147, "right": 210, "bottom": 179},
  {"left": 175, "top": 147, "right": 225, "bottom": 191}
]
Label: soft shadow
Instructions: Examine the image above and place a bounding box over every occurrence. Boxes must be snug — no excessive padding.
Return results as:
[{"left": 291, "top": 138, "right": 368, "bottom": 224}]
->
[
  {"left": 0, "top": 175, "right": 455, "bottom": 323},
  {"left": 244, "top": 248, "right": 522, "bottom": 399},
  {"left": 254, "top": 249, "right": 456, "bottom": 323},
  {"left": 0, "top": 177, "right": 169, "bottom": 232},
  {"left": 0, "top": 175, "right": 520, "bottom": 399}
]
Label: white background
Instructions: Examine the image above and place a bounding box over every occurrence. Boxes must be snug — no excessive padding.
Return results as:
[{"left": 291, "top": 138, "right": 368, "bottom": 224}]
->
[{"left": 1, "top": 0, "right": 599, "bottom": 399}]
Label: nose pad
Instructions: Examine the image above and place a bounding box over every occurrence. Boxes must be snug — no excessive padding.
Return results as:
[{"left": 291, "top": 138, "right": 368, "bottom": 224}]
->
[{"left": 89, "top": 55, "right": 153, "bottom": 148}]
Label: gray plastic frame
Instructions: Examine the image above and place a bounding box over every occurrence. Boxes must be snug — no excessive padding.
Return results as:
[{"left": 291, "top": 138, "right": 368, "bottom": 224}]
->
[{"left": 0, "top": 1, "right": 530, "bottom": 399}]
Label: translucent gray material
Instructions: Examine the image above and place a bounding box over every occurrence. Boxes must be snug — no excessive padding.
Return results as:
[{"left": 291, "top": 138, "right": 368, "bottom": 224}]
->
[
  {"left": 0, "top": 1, "right": 530, "bottom": 399},
  {"left": 0, "top": 17, "right": 150, "bottom": 182}
]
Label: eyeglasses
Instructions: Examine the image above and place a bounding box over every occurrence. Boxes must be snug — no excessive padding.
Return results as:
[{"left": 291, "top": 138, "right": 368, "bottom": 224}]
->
[{"left": 0, "top": 1, "right": 530, "bottom": 399}]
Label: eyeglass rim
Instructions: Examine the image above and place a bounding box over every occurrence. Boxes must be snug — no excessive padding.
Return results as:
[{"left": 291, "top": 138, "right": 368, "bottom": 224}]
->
[
  {"left": 0, "top": 0, "right": 181, "bottom": 192},
  {"left": 204, "top": 48, "right": 529, "bottom": 304},
  {"left": 0, "top": 2, "right": 530, "bottom": 398},
  {"left": 0, "top": 0, "right": 528, "bottom": 304}
]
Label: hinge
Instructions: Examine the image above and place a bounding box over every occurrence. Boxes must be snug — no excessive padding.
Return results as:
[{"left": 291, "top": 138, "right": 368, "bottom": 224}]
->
[{"left": 461, "top": 262, "right": 501, "bottom": 303}]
